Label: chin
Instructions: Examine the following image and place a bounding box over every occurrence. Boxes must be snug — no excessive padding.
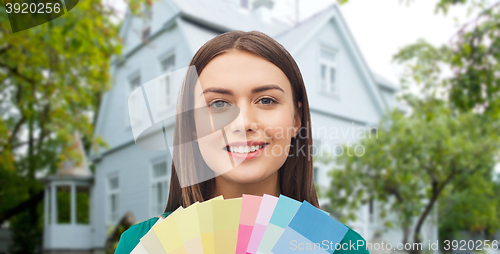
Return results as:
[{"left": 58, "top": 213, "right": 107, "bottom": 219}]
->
[{"left": 219, "top": 168, "right": 271, "bottom": 184}]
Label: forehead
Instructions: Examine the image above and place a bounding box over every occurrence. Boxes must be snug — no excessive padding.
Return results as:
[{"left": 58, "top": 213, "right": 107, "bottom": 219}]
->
[{"left": 193, "top": 51, "right": 292, "bottom": 98}]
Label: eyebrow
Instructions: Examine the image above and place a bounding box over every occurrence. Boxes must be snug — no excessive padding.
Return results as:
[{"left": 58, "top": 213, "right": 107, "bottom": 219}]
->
[{"left": 199, "top": 84, "right": 285, "bottom": 97}]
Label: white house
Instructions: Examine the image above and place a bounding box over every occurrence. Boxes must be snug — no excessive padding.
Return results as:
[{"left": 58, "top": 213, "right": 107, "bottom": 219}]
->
[{"left": 42, "top": 0, "right": 437, "bottom": 253}]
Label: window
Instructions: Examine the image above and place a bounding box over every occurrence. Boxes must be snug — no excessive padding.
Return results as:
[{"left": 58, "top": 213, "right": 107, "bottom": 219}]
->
[
  {"left": 107, "top": 175, "right": 119, "bottom": 224},
  {"left": 158, "top": 53, "right": 176, "bottom": 109},
  {"left": 151, "top": 161, "right": 170, "bottom": 216},
  {"left": 319, "top": 46, "right": 337, "bottom": 94},
  {"left": 76, "top": 186, "right": 90, "bottom": 224},
  {"left": 128, "top": 74, "right": 142, "bottom": 126},
  {"left": 56, "top": 185, "right": 71, "bottom": 224}
]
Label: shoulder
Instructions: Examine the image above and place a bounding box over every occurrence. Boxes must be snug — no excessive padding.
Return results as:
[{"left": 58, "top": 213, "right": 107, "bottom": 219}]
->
[
  {"left": 115, "top": 212, "right": 173, "bottom": 254},
  {"left": 336, "top": 225, "right": 371, "bottom": 254}
]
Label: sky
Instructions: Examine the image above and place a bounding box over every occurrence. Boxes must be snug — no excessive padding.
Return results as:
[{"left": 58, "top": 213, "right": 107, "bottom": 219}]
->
[{"left": 272, "top": 0, "right": 470, "bottom": 85}]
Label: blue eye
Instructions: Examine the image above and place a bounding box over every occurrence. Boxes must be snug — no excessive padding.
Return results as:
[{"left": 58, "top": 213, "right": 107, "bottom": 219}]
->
[
  {"left": 209, "top": 100, "right": 230, "bottom": 109},
  {"left": 259, "top": 98, "right": 277, "bottom": 105}
]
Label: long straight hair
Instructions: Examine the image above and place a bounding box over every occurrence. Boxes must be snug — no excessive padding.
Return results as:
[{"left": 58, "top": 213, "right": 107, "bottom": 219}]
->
[{"left": 165, "top": 30, "right": 318, "bottom": 212}]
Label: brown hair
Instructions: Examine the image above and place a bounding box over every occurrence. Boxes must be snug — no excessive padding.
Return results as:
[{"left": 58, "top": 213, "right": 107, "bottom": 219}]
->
[{"left": 165, "top": 30, "right": 318, "bottom": 212}]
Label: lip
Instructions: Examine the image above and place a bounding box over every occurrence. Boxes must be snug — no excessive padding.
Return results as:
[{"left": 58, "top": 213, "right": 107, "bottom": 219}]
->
[{"left": 223, "top": 141, "right": 269, "bottom": 160}]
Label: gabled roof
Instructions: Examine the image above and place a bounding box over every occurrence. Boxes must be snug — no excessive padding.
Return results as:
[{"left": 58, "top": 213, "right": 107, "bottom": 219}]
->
[
  {"left": 56, "top": 132, "right": 92, "bottom": 178},
  {"left": 119, "top": 0, "right": 400, "bottom": 98},
  {"left": 274, "top": 4, "right": 399, "bottom": 112},
  {"left": 177, "top": 18, "right": 220, "bottom": 54},
  {"left": 275, "top": 6, "right": 334, "bottom": 54},
  {"left": 116, "top": 0, "right": 399, "bottom": 113},
  {"left": 372, "top": 72, "right": 400, "bottom": 92},
  {"left": 170, "top": 0, "right": 289, "bottom": 36}
]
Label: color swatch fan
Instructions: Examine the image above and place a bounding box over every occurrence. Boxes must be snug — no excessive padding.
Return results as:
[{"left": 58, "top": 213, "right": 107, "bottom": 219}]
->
[{"left": 131, "top": 194, "right": 351, "bottom": 254}]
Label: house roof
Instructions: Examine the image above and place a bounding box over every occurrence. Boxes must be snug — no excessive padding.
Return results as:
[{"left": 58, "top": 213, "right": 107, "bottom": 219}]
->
[
  {"left": 172, "top": 1, "right": 400, "bottom": 94},
  {"left": 274, "top": 5, "right": 334, "bottom": 53},
  {"left": 119, "top": 0, "right": 399, "bottom": 94},
  {"left": 171, "top": 0, "right": 289, "bottom": 36},
  {"left": 274, "top": 4, "right": 400, "bottom": 94},
  {"left": 177, "top": 18, "right": 220, "bottom": 54},
  {"left": 371, "top": 72, "right": 400, "bottom": 92},
  {"left": 270, "top": 3, "right": 392, "bottom": 113},
  {"left": 56, "top": 132, "right": 92, "bottom": 178}
]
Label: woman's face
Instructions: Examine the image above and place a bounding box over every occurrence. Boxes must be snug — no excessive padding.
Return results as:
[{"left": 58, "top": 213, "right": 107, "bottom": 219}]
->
[{"left": 193, "top": 50, "right": 302, "bottom": 184}]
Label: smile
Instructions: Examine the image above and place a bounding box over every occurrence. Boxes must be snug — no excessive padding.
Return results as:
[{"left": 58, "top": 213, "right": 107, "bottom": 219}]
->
[
  {"left": 223, "top": 143, "right": 269, "bottom": 160},
  {"left": 223, "top": 144, "right": 269, "bottom": 154}
]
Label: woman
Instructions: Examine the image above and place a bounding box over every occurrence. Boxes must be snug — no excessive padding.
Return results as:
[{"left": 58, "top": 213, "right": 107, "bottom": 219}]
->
[{"left": 116, "top": 31, "right": 369, "bottom": 253}]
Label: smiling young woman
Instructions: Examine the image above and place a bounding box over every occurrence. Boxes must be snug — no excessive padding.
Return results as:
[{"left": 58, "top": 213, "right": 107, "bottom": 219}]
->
[{"left": 115, "top": 31, "right": 369, "bottom": 254}]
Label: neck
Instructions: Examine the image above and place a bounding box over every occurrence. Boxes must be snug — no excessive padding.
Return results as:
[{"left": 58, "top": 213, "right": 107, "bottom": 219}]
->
[{"left": 212, "top": 172, "right": 280, "bottom": 199}]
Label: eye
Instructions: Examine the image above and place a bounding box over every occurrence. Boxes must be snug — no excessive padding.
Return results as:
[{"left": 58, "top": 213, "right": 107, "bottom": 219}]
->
[
  {"left": 258, "top": 97, "right": 277, "bottom": 105},
  {"left": 209, "top": 100, "right": 231, "bottom": 109}
]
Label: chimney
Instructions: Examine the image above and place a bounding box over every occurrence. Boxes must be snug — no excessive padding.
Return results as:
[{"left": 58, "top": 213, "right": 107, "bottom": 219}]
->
[{"left": 252, "top": 0, "right": 274, "bottom": 23}]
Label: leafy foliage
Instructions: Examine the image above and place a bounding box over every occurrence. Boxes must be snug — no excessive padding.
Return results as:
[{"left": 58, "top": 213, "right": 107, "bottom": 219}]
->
[
  {"left": 439, "top": 174, "right": 500, "bottom": 242},
  {"left": 328, "top": 1, "right": 500, "bottom": 250},
  {"left": 319, "top": 98, "right": 499, "bottom": 244},
  {"left": 0, "top": 0, "right": 155, "bottom": 251}
]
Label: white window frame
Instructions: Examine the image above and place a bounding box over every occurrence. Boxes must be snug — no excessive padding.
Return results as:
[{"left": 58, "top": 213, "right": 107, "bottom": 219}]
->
[
  {"left": 127, "top": 72, "right": 142, "bottom": 128},
  {"left": 150, "top": 159, "right": 170, "bottom": 216},
  {"left": 158, "top": 51, "right": 176, "bottom": 111},
  {"left": 106, "top": 174, "right": 120, "bottom": 225},
  {"left": 319, "top": 45, "right": 338, "bottom": 96}
]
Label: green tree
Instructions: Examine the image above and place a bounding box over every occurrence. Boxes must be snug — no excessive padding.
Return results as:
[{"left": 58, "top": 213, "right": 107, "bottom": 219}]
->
[
  {"left": 319, "top": 97, "right": 499, "bottom": 253},
  {"left": 324, "top": 1, "right": 500, "bottom": 253},
  {"left": 0, "top": 0, "right": 117, "bottom": 225},
  {"left": 0, "top": 0, "right": 153, "bottom": 251},
  {"left": 438, "top": 174, "right": 500, "bottom": 252}
]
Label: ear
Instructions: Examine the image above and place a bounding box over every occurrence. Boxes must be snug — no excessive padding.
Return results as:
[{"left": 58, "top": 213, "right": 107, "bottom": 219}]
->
[{"left": 293, "top": 101, "right": 302, "bottom": 138}]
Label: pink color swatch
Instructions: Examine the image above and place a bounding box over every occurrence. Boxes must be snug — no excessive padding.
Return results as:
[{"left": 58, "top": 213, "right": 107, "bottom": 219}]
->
[
  {"left": 245, "top": 194, "right": 278, "bottom": 254},
  {"left": 235, "top": 194, "right": 263, "bottom": 254}
]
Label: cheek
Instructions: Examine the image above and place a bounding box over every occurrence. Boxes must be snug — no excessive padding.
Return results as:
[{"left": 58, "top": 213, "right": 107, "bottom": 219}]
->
[{"left": 259, "top": 110, "right": 296, "bottom": 140}]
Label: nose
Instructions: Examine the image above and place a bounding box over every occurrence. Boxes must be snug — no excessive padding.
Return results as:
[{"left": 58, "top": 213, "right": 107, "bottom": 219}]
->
[{"left": 227, "top": 104, "right": 259, "bottom": 134}]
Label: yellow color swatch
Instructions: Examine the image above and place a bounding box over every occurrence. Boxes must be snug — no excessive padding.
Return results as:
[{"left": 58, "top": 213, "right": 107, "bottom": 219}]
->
[
  {"left": 173, "top": 203, "right": 202, "bottom": 254},
  {"left": 153, "top": 206, "right": 186, "bottom": 254},
  {"left": 198, "top": 196, "right": 224, "bottom": 254},
  {"left": 212, "top": 198, "right": 242, "bottom": 254}
]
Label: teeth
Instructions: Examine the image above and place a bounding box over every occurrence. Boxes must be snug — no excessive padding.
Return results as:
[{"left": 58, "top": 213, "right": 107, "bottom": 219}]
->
[{"left": 227, "top": 144, "right": 266, "bottom": 153}]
